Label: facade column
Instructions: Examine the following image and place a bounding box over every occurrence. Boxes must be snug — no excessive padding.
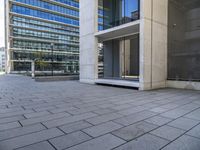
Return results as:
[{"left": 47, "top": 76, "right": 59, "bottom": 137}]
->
[
  {"left": 5, "top": 0, "right": 11, "bottom": 73},
  {"left": 79, "top": 0, "right": 98, "bottom": 84},
  {"left": 31, "top": 61, "right": 35, "bottom": 78},
  {"left": 139, "top": 0, "right": 168, "bottom": 90}
]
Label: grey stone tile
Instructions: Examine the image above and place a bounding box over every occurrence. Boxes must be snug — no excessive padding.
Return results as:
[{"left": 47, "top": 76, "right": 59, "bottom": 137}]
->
[
  {"left": 112, "top": 99, "right": 136, "bottom": 105},
  {"left": 111, "top": 103, "right": 133, "bottom": 111},
  {"left": 0, "top": 105, "right": 10, "bottom": 109},
  {"left": 83, "top": 121, "right": 122, "bottom": 137},
  {"left": 114, "top": 134, "right": 169, "bottom": 150},
  {"left": 186, "top": 124, "right": 200, "bottom": 139},
  {"left": 0, "top": 107, "right": 24, "bottom": 114},
  {"left": 20, "top": 112, "right": 70, "bottom": 126},
  {"left": 131, "top": 99, "right": 155, "bottom": 106},
  {"left": 0, "top": 128, "right": 64, "bottom": 150},
  {"left": 173, "top": 99, "right": 193, "bottom": 105},
  {"left": 24, "top": 111, "right": 51, "bottom": 118},
  {"left": 66, "top": 134, "right": 126, "bottom": 150},
  {"left": 185, "top": 108, "right": 200, "bottom": 121},
  {"left": 75, "top": 101, "right": 106, "bottom": 109},
  {"left": 67, "top": 106, "right": 99, "bottom": 115},
  {"left": 160, "top": 109, "right": 190, "bottom": 119},
  {"left": 179, "top": 103, "right": 200, "bottom": 111},
  {"left": 0, "top": 115, "right": 25, "bottom": 124},
  {"left": 23, "top": 102, "right": 58, "bottom": 110},
  {"left": 0, "top": 110, "right": 34, "bottom": 119},
  {"left": 112, "top": 121, "right": 158, "bottom": 141},
  {"left": 168, "top": 117, "right": 199, "bottom": 131},
  {"left": 160, "top": 103, "right": 180, "bottom": 109},
  {"left": 59, "top": 121, "right": 92, "bottom": 134},
  {"left": 151, "top": 99, "right": 173, "bottom": 105},
  {"left": 16, "top": 141, "right": 55, "bottom": 150},
  {"left": 98, "top": 103, "right": 117, "bottom": 108},
  {"left": 142, "top": 103, "right": 160, "bottom": 109},
  {"left": 43, "top": 112, "right": 97, "bottom": 128},
  {"left": 93, "top": 108, "right": 116, "bottom": 115},
  {"left": 2, "top": 75, "right": 200, "bottom": 150},
  {"left": 0, "top": 122, "right": 21, "bottom": 131},
  {"left": 162, "top": 135, "right": 200, "bottom": 150},
  {"left": 193, "top": 100, "right": 200, "bottom": 105},
  {"left": 0, "top": 124, "right": 45, "bottom": 141},
  {"left": 49, "top": 131, "right": 91, "bottom": 150},
  {"left": 113, "top": 111, "right": 157, "bottom": 126},
  {"left": 150, "top": 125, "right": 185, "bottom": 141},
  {"left": 118, "top": 106, "right": 147, "bottom": 116},
  {"left": 12, "top": 101, "right": 44, "bottom": 107},
  {"left": 49, "top": 107, "right": 78, "bottom": 114},
  {"left": 150, "top": 107, "right": 169, "bottom": 113},
  {"left": 34, "top": 106, "right": 57, "bottom": 112},
  {"left": 86, "top": 113, "right": 123, "bottom": 125},
  {"left": 145, "top": 116, "right": 172, "bottom": 126}
]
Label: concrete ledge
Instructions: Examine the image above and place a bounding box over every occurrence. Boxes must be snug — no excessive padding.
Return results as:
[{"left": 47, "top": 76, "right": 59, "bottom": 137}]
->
[
  {"left": 167, "top": 80, "right": 200, "bottom": 90},
  {"left": 35, "top": 76, "right": 79, "bottom": 82},
  {"left": 95, "top": 79, "right": 139, "bottom": 88},
  {"left": 0, "top": 72, "right": 5, "bottom": 76},
  {"left": 95, "top": 20, "right": 140, "bottom": 41},
  {"left": 80, "top": 79, "right": 96, "bottom": 84}
]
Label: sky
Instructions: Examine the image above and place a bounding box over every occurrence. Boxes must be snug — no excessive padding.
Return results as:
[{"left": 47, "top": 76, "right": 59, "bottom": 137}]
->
[{"left": 0, "top": 0, "right": 4, "bottom": 47}]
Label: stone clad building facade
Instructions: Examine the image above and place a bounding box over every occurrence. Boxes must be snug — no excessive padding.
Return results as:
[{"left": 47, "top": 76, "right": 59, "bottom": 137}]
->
[{"left": 80, "top": 0, "right": 200, "bottom": 90}]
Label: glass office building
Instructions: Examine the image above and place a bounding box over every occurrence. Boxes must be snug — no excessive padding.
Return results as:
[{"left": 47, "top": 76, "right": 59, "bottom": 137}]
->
[{"left": 5, "top": 0, "right": 79, "bottom": 75}]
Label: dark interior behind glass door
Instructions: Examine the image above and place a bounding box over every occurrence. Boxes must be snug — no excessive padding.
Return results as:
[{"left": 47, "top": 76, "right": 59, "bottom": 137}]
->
[{"left": 98, "top": 34, "right": 139, "bottom": 80}]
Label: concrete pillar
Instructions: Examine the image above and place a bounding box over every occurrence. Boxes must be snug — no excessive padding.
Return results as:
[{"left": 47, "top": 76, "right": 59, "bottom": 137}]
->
[
  {"left": 5, "top": 0, "right": 11, "bottom": 73},
  {"left": 79, "top": 0, "right": 98, "bottom": 84},
  {"left": 31, "top": 61, "right": 35, "bottom": 78},
  {"left": 139, "top": 0, "right": 168, "bottom": 90}
]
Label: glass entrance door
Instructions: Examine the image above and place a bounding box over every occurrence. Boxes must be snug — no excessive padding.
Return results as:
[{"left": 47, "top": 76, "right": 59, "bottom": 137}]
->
[{"left": 120, "top": 35, "right": 139, "bottom": 80}]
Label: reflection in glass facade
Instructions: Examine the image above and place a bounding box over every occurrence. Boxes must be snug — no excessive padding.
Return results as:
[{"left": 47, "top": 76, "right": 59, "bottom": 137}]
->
[
  {"left": 99, "top": 0, "right": 139, "bottom": 30},
  {"left": 98, "top": 0, "right": 104, "bottom": 31},
  {"left": 168, "top": 0, "right": 200, "bottom": 81},
  {"left": 8, "top": 0, "right": 79, "bottom": 75}
]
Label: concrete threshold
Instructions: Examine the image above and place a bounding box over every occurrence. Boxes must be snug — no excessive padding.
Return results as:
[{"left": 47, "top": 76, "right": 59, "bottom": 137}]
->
[{"left": 95, "top": 79, "right": 139, "bottom": 88}]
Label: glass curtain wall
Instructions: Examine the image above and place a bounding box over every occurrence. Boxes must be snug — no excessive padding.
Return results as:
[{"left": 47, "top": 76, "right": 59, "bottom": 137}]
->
[
  {"left": 98, "top": 0, "right": 104, "bottom": 31},
  {"left": 102, "top": 0, "right": 139, "bottom": 30},
  {"left": 168, "top": 0, "right": 200, "bottom": 81},
  {"left": 10, "top": 0, "right": 79, "bottom": 76},
  {"left": 98, "top": 34, "right": 139, "bottom": 80}
]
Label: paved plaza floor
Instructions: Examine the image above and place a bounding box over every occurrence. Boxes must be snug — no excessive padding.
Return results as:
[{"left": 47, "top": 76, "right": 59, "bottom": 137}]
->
[{"left": 0, "top": 75, "right": 200, "bottom": 150}]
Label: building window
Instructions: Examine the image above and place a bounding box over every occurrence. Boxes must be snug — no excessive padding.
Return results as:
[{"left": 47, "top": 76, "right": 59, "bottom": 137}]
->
[
  {"left": 100, "top": 0, "right": 139, "bottom": 30},
  {"left": 12, "top": 5, "right": 79, "bottom": 26}
]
